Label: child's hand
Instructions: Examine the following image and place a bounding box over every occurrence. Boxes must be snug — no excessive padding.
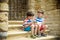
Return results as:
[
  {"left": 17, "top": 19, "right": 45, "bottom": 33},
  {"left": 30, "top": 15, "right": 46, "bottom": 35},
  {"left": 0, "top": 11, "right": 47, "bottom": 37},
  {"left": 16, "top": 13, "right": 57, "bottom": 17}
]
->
[
  {"left": 28, "top": 23, "right": 32, "bottom": 26},
  {"left": 29, "top": 22, "right": 32, "bottom": 26},
  {"left": 24, "top": 25, "right": 29, "bottom": 28}
]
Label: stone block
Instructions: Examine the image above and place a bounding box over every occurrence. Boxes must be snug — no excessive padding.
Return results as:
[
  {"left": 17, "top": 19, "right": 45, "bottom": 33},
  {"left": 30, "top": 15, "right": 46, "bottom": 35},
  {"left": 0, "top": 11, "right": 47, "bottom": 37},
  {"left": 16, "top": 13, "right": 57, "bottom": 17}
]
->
[
  {"left": 0, "top": 3, "right": 9, "bottom": 11},
  {"left": 40, "top": 0, "right": 57, "bottom": 11},
  {"left": 0, "top": 0, "right": 9, "bottom": 3},
  {"left": 0, "top": 12, "right": 8, "bottom": 31}
]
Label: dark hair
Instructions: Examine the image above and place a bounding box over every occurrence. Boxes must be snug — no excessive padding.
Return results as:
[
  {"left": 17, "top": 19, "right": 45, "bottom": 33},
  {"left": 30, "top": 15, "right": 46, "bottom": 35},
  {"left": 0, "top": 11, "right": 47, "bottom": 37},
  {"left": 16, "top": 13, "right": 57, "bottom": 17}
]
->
[
  {"left": 37, "top": 11, "right": 44, "bottom": 14},
  {"left": 26, "top": 12, "right": 34, "bottom": 16}
]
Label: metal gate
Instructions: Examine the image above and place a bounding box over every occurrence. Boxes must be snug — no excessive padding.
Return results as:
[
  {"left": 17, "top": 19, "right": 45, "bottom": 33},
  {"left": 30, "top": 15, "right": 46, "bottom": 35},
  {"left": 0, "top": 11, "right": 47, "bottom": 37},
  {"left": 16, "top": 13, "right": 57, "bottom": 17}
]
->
[{"left": 9, "top": 0, "right": 28, "bottom": 20}]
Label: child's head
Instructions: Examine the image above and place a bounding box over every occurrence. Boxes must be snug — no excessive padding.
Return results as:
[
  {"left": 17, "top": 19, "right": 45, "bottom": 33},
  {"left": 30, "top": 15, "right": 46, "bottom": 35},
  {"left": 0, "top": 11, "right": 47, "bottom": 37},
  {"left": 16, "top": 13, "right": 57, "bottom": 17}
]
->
[
  {"left": 26, "top": 12, "right": 34, "bottom": 19},
  {"left": 37, "top": 10, "right": 44, "bottom": 18}
]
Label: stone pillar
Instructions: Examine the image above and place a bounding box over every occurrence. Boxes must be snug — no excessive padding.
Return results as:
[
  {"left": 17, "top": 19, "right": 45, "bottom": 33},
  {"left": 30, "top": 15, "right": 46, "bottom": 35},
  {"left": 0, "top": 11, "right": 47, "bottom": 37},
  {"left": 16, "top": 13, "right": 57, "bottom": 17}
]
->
[
  {"left": 40, "top": 0, "right": 60, "bottom": 36},
  {"left": 28, "top": 0, "right": 36, "bottom": 15},
  {"left": 0, "top": 0, "right": 9, "bottom": 39}
]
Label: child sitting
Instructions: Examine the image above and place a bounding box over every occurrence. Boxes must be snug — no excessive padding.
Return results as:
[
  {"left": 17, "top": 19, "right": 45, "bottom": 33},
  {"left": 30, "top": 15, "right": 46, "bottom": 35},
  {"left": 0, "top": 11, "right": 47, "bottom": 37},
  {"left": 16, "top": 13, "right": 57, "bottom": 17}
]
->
[
  {"left": 35, "top": 10, "right": 48, "bottom": 36},
  {"left": 23, "top": 12, "right": 38, "bottom": 38},
  {"left": 31, "top": 20, "right": 38, "bottom": 37},
  {"left": 23, "top": 12, "right": 34, "bottom": 31}
]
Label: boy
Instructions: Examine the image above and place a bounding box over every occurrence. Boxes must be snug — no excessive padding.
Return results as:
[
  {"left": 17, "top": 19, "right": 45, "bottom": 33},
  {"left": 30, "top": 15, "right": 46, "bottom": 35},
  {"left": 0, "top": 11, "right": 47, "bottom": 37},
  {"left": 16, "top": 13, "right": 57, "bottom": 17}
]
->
[
  {"left": 35, "top": 10, "right": 48, "bottom": 36},
  {"left": 23, "top": 12, "right": 38, "bottom": 38}
]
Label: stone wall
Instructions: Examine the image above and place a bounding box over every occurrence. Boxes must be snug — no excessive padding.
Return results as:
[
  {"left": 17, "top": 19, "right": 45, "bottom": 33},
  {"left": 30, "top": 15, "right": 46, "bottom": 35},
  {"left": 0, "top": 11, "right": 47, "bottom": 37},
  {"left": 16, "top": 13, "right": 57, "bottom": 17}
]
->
[
  {"left": 39, "top": 0, "right": 60, "bottom": 36},
  {"left": 0, "top": 0, "right": 9, "bottom": 32},
  {"left": 0, "top": 12, "right": 8, "bottom": 31}
]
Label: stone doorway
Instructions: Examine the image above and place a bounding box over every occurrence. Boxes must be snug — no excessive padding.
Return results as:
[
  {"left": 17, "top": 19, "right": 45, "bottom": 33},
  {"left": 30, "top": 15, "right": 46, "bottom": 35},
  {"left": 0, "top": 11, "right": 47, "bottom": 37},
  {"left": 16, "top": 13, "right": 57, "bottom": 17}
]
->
[{"left": 9, "top": 0, "right": 28, "bottom": 20}]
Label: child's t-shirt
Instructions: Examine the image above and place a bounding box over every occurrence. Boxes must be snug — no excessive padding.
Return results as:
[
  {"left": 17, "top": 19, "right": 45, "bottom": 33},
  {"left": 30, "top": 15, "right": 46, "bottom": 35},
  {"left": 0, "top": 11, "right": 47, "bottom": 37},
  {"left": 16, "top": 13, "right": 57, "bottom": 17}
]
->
[
  {"left": 35, "top": 17, "right": 44, "bottom": 25},
  {"left": 23, "top": 18, "right": 33, "bottom": 26}
]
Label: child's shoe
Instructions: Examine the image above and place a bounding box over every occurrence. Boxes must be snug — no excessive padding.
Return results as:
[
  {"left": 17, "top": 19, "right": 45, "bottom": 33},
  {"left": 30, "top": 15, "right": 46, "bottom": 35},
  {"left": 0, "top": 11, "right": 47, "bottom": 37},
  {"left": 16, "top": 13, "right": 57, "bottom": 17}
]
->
[
  {"left": 34, "top": 35, "right": 38, "bottom": 37},
  {"left": 37, "top": 34, "right": 41, "bottom": 37},
  {"left": 30, "top": 35, "right": 36, "bottom": 39},
  {"left": 41, "top": 33, "right": 46, "bottom": 37}
]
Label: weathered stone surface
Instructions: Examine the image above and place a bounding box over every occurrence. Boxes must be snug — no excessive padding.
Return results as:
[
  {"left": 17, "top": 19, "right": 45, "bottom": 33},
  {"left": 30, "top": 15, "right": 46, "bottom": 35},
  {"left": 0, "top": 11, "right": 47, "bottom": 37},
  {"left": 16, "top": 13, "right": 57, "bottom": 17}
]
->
[
  {"left": 0, "top": 12, "right": 8, "bottom": 31},
  {"left": 40, "top": 0, "right": 57, "bottom": 11},
  {"left": 0, "top": 0, "right": 9, "bottom": 3},
  {"left": 0, "top": 3, "right": 9, "bottom": 11},
  {"left": 37, "top": 0, "right": 60, "bottom": 36},
  {"left": 44, "top": 10, "right": 60, "bottom": 35}
]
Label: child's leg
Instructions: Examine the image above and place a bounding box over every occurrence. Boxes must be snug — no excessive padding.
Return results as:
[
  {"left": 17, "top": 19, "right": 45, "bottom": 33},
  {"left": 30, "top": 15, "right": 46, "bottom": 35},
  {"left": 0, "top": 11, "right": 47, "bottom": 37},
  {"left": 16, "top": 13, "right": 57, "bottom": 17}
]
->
[
  {"left": 31, "top": 25, "right": 37, "bottom": 38},
  {"left": 40, "top": 30, "right": 44, "bottom": 34},
  {"left": 35, "top": 25, "right": 38, "bottom": 35},
  {"left": 37, "top": 25, "right": 40, "bottom": 35},
  {"left": 40, "top": 25, "right": 48, "bottom": 36},
  {"left": 42, "top": 25, "right": 48, "bottom": 33},
  {"left": 31, "top": 25, "right": 35, "bottom": 36}
]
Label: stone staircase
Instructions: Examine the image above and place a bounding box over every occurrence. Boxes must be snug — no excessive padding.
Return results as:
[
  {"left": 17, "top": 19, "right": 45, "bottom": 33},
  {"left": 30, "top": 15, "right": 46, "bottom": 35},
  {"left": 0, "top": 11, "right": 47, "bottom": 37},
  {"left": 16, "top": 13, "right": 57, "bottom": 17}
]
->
[
  {"left": 7, "top": 21, "right": 57, "bottom": 40},
  {"left": 8, "top": 21, "right": 30, "bottom": 36}
]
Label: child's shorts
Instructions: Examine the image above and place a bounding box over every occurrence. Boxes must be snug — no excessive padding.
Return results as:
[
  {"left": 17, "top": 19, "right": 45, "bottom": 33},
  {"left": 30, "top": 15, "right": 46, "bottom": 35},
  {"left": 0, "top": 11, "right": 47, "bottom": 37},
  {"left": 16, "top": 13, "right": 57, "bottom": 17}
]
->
[
  {"left": 39, "top": 25, "right": 48, "bottom": 31},
  {"left": 24, "top": 26, "right": 31, "bottom": 31},
  {"left": 40, "top": 25, "right": 45, "bottom": 31}
]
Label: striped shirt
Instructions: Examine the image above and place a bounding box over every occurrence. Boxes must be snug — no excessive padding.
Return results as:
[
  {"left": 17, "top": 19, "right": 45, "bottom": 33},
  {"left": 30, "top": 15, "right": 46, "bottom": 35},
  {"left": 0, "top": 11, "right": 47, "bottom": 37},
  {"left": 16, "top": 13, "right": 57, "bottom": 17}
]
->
[
  {"left": 23, "top": 18, "right": 33, "bottom": 26},
  {"left": 35, "top": 17, "right": 44, "bottom": 22}
]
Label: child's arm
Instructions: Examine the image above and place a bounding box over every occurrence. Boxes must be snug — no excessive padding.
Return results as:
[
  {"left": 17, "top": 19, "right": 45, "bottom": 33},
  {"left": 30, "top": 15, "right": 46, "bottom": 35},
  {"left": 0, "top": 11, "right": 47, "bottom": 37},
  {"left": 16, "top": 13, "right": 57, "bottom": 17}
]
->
[
  {"left": 43, "top": 16, "right": 48, "bottom": 24},
  {"left": 23, "top": 21, "right": 32, "bottom": 28},
  {"left": 42, "top": 18, "right": 46, "bottom": 25}
]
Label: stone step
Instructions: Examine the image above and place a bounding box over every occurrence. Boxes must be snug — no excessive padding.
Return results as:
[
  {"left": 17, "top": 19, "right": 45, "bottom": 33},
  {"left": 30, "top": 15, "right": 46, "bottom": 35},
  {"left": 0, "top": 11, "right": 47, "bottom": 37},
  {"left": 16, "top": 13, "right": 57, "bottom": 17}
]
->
[
  {"left": 8, "top": 28, "right": 50, "bottom": 36},
  {"left": 8, "top": 24, "right": 50, "bottom": 33},
  {"left": 8, "top": 27, "right": 24, "bottom": 32},
  {"left": 7, "top": 29, "right": 56, "bottom": 40},
  {"left": 8, "top": 31, "right": 30, "bottom": 36},
  {"left": 8, "top": 24, "right": 23, "bottom": 28},
  {"left": 7, "top": 35, "right": 57, "bottom": 40},
  {"left": 8, "top": 21, "right": 23, "bottom": 24},
  {"left": 8, "top": 20, "right": 52, "bottom": 40}
]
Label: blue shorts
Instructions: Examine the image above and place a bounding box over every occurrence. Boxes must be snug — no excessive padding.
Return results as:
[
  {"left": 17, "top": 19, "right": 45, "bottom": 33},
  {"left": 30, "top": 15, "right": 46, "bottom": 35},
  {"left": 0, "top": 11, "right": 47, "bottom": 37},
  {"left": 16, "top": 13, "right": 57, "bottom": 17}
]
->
[{"left": 24, "top": 26, "right": 31, "bottom": 31}]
